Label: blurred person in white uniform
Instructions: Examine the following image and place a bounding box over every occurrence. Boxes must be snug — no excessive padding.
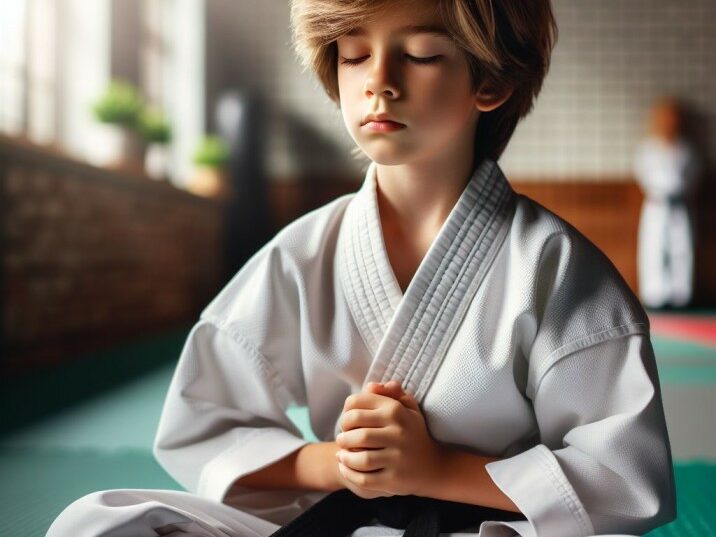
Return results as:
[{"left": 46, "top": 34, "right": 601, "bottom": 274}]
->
[{"left": 633, "top": 97, "right": 701, "bottom": 309}]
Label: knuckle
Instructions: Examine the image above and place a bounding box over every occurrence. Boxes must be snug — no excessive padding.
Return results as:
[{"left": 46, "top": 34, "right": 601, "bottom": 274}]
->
[
  {"left": 391, "top": 424, "right": 406, "bottom": 441},
  {"left": 357, "top": 428, "right": 371, "bottom": 444},
  {"left": 387, "top": 402, "right": 402, "bottom": 420},
  {"left": 340, "top": 410, "right": 353, "bottom": 430},
  {"left": 341, "top": 409, "right": 361, "bottom": 431}
]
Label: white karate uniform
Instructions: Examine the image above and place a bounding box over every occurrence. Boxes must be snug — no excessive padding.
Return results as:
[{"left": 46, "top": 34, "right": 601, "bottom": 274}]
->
[
  {"left": 633, "top": 137, "right": 700, "bottom": 308},
  {"left": 46, "top": 157, "right": 676, "bottom": 537}
]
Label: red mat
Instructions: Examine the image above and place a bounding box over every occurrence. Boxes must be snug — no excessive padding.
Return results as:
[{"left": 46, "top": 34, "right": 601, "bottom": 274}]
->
[{"left": 648, "top": 313, "right": 716, "bottom": 347}]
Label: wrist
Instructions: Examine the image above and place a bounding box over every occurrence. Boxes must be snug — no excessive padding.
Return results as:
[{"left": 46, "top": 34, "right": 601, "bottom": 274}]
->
[
  {"left": 419, "top": 442, "right": 455, "bottom": 497},
  {"left": 321, "top": 441, "right": 344, "bottom": 491},
  {"left": 295, "top": 441, "right": 342, "bottom": 492}
]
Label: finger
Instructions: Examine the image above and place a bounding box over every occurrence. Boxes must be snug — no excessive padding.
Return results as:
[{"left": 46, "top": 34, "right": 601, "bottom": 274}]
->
[
  {"left": 337, "top": 461, "right": 383, "bottom": 491},
  {"left": 376, "top": 388, "right": 405, "bottom": 402},
  {"left": 337, "top": 448, "right": 388, "bottom": 472},
  {"left": 336, "top": 425, "right": 394, "bottom": 448},
  {"left": 339, "top": 469, "right": 384, "bottom": 499},
  {"left": 398, "top": 392, "right": 421, "bottom": 413},
  {"left": 364, "top": 382, "right": 421, "bottom": 414},
  {"left": 362, "top": 382, "right": 384, "bottom": 393},
  {"left": 364, "top": 381, "right": 404, "bottom": 399},
  {"left": 379, "top": 381, "right": 420, "bottom": 409},
  {"left": 339, "top": 408, "right": 388, "bottom": 432},
  {"left": 364, "top": 381, "right": 402, "bottom": 393},
  {"left": 383, "top": 380, "right": 404, "bottom": 392},
  {"left": 343, "top": 392, "right": 400, "bottom": 412}
]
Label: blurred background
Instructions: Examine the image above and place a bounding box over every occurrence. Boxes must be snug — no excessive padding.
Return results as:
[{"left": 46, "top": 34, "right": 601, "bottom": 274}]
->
[{"left": 0, "top": 1, "right": 714, "bottom": 535}]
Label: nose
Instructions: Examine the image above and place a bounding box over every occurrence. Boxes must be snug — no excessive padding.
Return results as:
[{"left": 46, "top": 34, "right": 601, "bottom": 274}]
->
[{"left": 364, "top": 52, "right": 401, "bottom": 100}]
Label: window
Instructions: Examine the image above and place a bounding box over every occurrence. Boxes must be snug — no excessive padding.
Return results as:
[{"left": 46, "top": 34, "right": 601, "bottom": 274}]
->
[
  {"left": 0, "top": 0, "right": 57, "bottom": 142},
  {"left": 0, "top": 0, "right": 112, "bottom": 161},
  {"left": 140, "top": 0, "right": 205, "bottom": 187},
  {"left": 0, "top": 1, "right": 27, "bottom": 135},
  {"left": 0, "top": 0, "right": 203, "bottom": 187}
]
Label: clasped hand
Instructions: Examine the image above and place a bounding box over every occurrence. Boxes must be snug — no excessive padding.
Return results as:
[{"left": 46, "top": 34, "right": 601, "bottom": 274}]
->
[{"left": 334, "top": 380, "right": 445, "bottom": 499}]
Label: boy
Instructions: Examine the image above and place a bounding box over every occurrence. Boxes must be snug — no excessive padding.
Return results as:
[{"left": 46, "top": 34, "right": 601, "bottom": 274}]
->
[{"left": 46, "top": 0, "right": 676, "bottom": 536}]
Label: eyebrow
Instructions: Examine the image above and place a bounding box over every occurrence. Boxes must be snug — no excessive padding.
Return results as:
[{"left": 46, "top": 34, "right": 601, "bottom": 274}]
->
[{"left": 345, "top": 24, "right": 451, "bottom": 38}]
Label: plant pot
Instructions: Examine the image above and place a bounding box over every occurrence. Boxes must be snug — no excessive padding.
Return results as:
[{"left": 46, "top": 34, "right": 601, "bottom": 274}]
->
[
  {"left": 187, "top": 166, "right": 231, "bottom": 199},
  {"left": 116, "top": 126, "right": 146, "bottom": 170},
  {"left": 145, "top": 143, "right": 171, "bottom": 180}
]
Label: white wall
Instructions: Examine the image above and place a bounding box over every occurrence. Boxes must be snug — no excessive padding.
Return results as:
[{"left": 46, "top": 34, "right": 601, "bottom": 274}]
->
[
  {"left": 501, "top": 0, "right": 716, "bottom": 179},
  {"left": 206, "top": 0, "right": 716, "bottom": 181}
]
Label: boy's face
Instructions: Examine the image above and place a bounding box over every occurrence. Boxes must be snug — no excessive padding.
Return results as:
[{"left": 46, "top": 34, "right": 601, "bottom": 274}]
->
[{"left": 335, "top": 0, "right": 482, "bottom": 166}]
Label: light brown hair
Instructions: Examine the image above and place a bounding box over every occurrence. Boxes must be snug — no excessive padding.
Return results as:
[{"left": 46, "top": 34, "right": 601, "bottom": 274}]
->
[{"left": 290, "top": 0, "right": 558, "bottom": 162}]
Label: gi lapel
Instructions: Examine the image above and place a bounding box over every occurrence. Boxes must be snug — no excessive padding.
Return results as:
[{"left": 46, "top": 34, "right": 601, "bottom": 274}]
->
[{"left": 337, "top": 157, "right": 516, "bottom": 407}]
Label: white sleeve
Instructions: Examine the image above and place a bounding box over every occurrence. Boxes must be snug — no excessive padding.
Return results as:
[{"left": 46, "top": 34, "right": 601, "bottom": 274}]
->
[
  {"left": 152, "top": 317, "right": 310, "bottom": 503},
  {"left": 485, "top": 333, "right": 677, "bottom": 537},
  {"left": 632, "top": 143, "right": 666, "bottom": 198}
]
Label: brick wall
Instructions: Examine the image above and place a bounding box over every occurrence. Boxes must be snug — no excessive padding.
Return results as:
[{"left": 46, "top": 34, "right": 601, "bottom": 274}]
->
[{"left": 0, "top": 136, "right": 228, "bottom": 374}]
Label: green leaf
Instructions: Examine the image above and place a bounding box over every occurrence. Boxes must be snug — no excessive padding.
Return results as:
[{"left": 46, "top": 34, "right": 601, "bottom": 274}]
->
[
  {"left": 192, "top": 135, "right": 229, "bottom": 167},
  {"left": 138, "top": 107, "right": 172, "bottom": 143},
  {"left": 92, "top": 80, "right": 144, "bottom": 126}
]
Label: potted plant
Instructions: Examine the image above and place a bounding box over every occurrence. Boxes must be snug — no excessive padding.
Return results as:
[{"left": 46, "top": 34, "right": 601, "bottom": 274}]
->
[
  {"left": 188, "top": 135, "right": 231, "bottom": 199},
  {"left": 138, "top": 107, "right": 172, "bottom": 180},
  {"left": 92, "top": 80, "right": 145, "bottom": 167}
]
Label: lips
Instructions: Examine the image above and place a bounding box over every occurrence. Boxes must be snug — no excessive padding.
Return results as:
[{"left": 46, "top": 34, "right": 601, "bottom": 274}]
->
[
  {"left": 363, "top": 120, "right": 406, "bottom": 133},
  {"left": 361, "top": 113, "right": 405, "bottom": 126},
  {"left": 361, "top": 113, "right": 407, "bottom": 134}
]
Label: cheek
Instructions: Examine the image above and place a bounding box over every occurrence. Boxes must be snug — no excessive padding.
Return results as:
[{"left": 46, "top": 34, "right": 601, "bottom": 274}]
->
[
  {"left": 337, "top": 67, "right": 362, "bottom": 95},
  {"left": 411, "top": 77, "right": 474, "bottom": 124},
  {"left": 337, "top": 72, "right": 362, "bottom": 116}
]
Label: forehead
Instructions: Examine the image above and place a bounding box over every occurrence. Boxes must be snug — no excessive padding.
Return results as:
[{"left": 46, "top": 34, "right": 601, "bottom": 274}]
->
[
  {"left": 341, "top": 0, "right": 450, "bottom": 40},
  {"left": 345, "top": 24, "right": 451, "bottom": 39}
]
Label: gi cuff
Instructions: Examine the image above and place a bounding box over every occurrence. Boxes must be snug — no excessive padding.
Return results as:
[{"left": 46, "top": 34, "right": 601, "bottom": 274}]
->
[
  {"left": 485, "top": 443, "right": 595, "bottom": 537},
  {"left": 197, "top": 427, "right": 309, "bottom": 503}
]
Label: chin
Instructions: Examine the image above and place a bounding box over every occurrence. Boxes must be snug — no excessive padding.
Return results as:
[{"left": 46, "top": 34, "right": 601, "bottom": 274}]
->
[{"left": 357, "top": 141, "right": 415, "bottom": 166}]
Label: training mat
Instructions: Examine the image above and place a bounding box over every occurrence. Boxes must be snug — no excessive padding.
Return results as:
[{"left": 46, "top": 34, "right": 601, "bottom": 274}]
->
[{"left": 0, "top": 446, "right": 710, "bottom": 537}]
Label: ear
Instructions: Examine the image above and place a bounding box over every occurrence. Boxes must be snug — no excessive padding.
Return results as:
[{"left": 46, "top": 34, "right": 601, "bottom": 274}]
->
[{"left": 474, "top": 84, "right": 513, "bottom": 113}]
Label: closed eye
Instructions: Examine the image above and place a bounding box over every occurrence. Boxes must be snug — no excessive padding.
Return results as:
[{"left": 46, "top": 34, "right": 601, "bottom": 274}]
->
[
  {"left": 339, "top": 54, "right": 442, "bottom": 66},
  {"left": 406, "top": 54, "right": 442, "bottom": 64},
  {"left": 339, "top": 56, "right": 368, "bottom": 66}
]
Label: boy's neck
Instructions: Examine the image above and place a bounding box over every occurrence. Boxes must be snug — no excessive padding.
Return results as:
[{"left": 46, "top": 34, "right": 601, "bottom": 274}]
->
[{"left": 374, "top": 144, "right": 478, "bottom": 236}]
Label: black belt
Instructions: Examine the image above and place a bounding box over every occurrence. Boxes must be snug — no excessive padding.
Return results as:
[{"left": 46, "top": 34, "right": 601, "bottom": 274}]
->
[{"left": 269, "top": 489, "right": 526, "bottom": 537}]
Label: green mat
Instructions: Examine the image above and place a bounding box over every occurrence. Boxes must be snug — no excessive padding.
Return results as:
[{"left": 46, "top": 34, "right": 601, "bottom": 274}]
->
[
  {"left": 0, "top": 446, "right": 180, "bottom": 537},
  {"left": 0, "top": 326, "right": 713, "bottom": 536},
  {"left": 652, "top": 335, "right": 716, "bottom": 385},
  {"left": 0, "top": 445, "right": 709, "bottom": 537},
  {"left": 0, "top": 326, "right": 193, "bottom": 434}
]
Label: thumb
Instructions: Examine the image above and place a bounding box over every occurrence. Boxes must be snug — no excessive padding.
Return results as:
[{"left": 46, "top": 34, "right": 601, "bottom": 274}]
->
[
  {"left": 364, "top": 381, "right": 403, "bottom": 399},
  {"left": 365, "top": 381, "right": 421, "bottom": 413},
  {"left": 397, "top": 391, "right": 421, "bottom": 413}
]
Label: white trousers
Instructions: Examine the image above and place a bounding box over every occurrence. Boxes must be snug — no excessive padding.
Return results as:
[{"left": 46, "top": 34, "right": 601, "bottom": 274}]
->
[
  {"left": 45, "top": 487, "right": 643, "bottom": 537},
  {"left": 637, "top": 199, "right": 695, "bottom": 308},
  {"left": 45, "top": 488, "right": 280, "bottom": 537},
  {"left": 44, "top": 487, "right": 494, "bottom": 536}
]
